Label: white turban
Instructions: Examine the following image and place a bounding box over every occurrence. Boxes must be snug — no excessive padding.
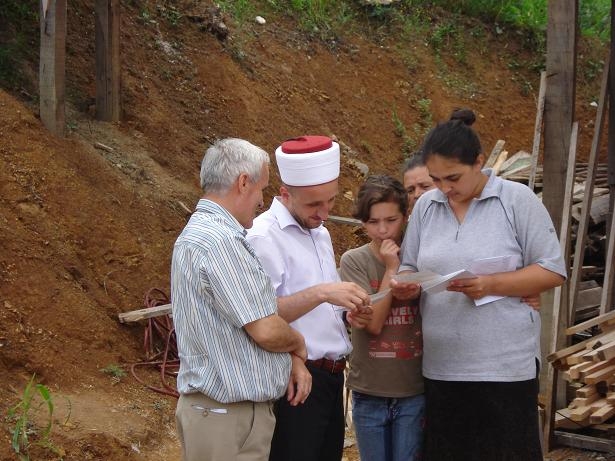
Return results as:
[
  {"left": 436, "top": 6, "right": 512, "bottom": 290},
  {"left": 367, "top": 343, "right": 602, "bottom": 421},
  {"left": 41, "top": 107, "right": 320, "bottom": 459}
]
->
[{"left": 275, "top": 136, "right": 340, "bottom": 186}]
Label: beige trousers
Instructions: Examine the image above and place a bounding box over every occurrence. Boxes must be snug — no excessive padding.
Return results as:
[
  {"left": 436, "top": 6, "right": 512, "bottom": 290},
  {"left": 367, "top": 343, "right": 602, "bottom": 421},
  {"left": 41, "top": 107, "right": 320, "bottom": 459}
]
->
[{"left": 176, "top": 393, "right": 275, "bottom": 461}]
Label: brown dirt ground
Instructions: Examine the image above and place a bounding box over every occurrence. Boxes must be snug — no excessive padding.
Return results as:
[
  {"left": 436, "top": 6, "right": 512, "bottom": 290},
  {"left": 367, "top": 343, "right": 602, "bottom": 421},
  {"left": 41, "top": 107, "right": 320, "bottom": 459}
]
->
[{"left": 0, "top": 1, "right": 612, "bottom": 459}]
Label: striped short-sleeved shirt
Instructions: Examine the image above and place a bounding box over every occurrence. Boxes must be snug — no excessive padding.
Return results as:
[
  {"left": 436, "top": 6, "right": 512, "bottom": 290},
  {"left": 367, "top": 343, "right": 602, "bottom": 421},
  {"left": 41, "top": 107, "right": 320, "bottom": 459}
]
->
[{"left": 171, "top": 199, "right": 291, "bottom": 403}]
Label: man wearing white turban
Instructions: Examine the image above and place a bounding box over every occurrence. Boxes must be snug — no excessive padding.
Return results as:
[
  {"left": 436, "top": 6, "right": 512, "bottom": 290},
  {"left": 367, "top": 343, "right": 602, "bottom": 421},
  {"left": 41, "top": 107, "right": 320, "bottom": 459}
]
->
[{"left": 247, "top": 135, "right": 372, "bottom": 461}]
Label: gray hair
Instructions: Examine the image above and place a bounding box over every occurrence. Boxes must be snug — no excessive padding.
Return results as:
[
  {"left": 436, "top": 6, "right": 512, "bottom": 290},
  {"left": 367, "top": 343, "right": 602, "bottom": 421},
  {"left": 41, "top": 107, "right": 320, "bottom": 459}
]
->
[
  {"left": 200, "top": 138, "right": 270, "bottom": 194},
  {"left": 401, "top": 151, "right": 425, "bottom": 174}
]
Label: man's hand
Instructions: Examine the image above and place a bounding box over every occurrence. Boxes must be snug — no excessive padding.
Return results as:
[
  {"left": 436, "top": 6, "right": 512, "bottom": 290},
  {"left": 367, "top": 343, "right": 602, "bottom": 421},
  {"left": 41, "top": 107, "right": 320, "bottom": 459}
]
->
[
  {"left": 287, "top": 354, "right": 312, "bottom": 406},
  {"left": 347, "top": 307, "right": 373, "bottom": 329},
  {"left": 292, "top": 340, "right": 308, "bottom": 363},
  {"left": 324, "top": 282, "right": 370, "bottom": 312}
]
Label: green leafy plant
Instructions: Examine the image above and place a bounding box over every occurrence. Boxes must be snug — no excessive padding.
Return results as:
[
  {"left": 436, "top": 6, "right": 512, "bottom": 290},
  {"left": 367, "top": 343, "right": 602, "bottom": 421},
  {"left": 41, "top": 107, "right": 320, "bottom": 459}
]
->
[
  {"left": 7, "top": 375, "right": 61, "bottom": 460},
  {"left": 100, "top": 364, "right": 127, "bottom": 380},
  {"left": 392, "top": 109, "right": 415, "bottom": 156}
]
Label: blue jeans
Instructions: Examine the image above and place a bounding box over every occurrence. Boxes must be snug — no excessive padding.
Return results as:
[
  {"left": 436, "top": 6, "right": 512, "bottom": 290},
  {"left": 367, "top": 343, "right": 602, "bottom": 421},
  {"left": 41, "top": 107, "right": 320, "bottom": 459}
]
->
[{"left": 352, "top": 391, "right": 425, "bottom": 461}]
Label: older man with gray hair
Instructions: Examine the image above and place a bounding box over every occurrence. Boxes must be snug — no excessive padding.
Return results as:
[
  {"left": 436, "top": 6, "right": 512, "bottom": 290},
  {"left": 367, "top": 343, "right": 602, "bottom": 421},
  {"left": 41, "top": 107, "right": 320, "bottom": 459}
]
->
[{"left": 172, "top": 138, "right": 311, "bottom": 461}]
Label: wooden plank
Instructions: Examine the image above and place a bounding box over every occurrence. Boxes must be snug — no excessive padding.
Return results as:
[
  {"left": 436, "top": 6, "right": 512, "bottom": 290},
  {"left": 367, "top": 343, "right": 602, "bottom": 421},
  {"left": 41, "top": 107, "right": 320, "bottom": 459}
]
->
[
  {"left": 565, "top": 348, "right": 594, "bottom": 365},
  {"left": 599, "top": 196, "right": 615, "bottom": 314},
  {"left": 576, "top": 287, "right": 603, "bottom": 310},
  {"left": 566, "top": 310, "right": 615, "bottom": 336},
  {"left": 484, "top": 139, "right": 505, "bottom": 168},
  {"left": 499, "top": 150, "right": 531, "bottom": 173},
  {"left": 584, "top": 364, "right": 615, "bottom": 384},
  {"left": 579, "top": 359, "right": 615, "bottom": 379},
  {"left": 327, "top": 215, "right": 362, "bottom": 226},
  {"left": 554, "top": 431, "right": 615, "bottom": 452},
  {"left": 596, "top": 342, "right": 615, "bottom": 362},
  {"left": 118, "top": 303, "right": 172, "bottom": 323},
  {"left": 576, "top": 384, "right": 598, "bottom": 398},
  {"left": 39, "top": 0, "right": 67, "bottom": 136},
  {"left": 569, "top": 361, "right": 595, "bottom": 380},
  {"left": 589, "top": 330, "right": 615, "bottom": 349},
  {"left": 95, "top": 0, "right": 121, "bottom": 121},
  {"left": 491, "top": 150, "right": 509, "bottom": 176},
  {"left": 529, "top": 70, "right": 548, "bottom": 191},
  {"left": 569, "top": 54, "right": 610, "bottom": 324},
  {"left": 570, "top": 393, "right": 601, "bottom": 408},
  {"left": 571, "top": 193, "right": 611, "bottom": 224},
  {"left": 548, "top": 329, "right": 615, "bottom": 364},
  {"left": 569, "top": 405, "right": 594, "bottom": 421},
  {"left": 555, "top": 408, "right": 589, "bottom": 429},
  {"left": 590, "top": 404, "right": 615, "bottom": 424},
  {"left": 544, "top": 122, "right": 578, "bottom": 418},
  {"left": 575, "top": 306, "right": 600, "bottom": 323}
]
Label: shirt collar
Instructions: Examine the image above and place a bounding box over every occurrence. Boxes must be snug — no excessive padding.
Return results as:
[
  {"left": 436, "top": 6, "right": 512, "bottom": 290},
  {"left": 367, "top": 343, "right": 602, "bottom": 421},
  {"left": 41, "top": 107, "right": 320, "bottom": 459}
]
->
[
  {"left": 431, "top": 168, "right": 501, "bottom": 203},
  {"left": 270, "top": 196, "right": 317, "bottom": 234},
  {"left": 195, "top": 198, "right": 247, "bottom": 236}
]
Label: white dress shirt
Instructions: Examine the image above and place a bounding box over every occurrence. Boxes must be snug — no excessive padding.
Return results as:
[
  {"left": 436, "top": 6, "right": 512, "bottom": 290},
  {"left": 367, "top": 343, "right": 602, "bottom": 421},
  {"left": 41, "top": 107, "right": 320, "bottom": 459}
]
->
[{"left": 247, "top": 197, "right": 352, "bottom": 361}]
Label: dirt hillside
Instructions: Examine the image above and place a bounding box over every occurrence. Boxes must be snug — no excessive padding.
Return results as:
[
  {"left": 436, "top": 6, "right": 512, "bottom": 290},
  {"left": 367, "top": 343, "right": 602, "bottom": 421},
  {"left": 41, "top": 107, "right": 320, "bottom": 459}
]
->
[{"left": 0, "top": 1, "right": 609, "bottom": 459}]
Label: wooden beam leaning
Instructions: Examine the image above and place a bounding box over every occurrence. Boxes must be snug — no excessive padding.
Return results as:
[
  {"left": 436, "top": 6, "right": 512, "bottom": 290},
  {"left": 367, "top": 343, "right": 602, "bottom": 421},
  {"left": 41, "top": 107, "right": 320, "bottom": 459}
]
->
[
  {"left": 39, "top": 0, "right": 67, "bottom": 136},
  {"left": 95, "top": 0, "right": 121, "bottom": 121},
  {"left": 599, "top": 205, "right": 615, "bottom": 314},
  {"left": 565, "top": 310, "right": 615, "bottom": 336},
  {"left": 569, "top": 53, "right": 610, "bottom": 323},
  {"left": 529, "top": 70, "right": 547, "bottom": 191},
  {"left": 544, "top": 123, "right": 578, "bottom": 437}
]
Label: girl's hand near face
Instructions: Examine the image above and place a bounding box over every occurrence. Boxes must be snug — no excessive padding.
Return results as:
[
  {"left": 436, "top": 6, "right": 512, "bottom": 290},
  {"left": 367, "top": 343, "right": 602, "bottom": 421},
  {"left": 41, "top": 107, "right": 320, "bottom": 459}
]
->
[{"left": 379, "top": 239, "right": 400, "bottom": 270}]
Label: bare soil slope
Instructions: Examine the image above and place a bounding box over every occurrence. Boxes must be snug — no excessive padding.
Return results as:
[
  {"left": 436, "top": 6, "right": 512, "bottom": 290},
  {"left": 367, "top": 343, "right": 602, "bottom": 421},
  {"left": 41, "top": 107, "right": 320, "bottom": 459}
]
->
[{"left": 0, "top": 1, "right": 608, "bottom": 459}]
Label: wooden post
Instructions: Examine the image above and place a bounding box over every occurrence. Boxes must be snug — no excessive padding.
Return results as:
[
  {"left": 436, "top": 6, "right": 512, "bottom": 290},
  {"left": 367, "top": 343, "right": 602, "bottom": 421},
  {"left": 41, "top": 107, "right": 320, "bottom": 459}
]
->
[
  {"left": 543, "top": 0, "right": 578, "bottom": 232},
  {"left": 95, "top": 0, "right": 121, "bottom": 121},
  {"left": 607, "top": 0, "right": 615, "bottom": 307},
  {"left": 39, "top": 0, "right": 67, "bottom": 136}
]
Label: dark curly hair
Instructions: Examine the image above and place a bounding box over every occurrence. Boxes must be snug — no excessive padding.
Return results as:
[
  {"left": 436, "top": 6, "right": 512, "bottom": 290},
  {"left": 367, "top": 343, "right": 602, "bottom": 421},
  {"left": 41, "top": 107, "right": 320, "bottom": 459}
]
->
[{"left": 352, "top": 175, "right": 408, "bottom": 223}]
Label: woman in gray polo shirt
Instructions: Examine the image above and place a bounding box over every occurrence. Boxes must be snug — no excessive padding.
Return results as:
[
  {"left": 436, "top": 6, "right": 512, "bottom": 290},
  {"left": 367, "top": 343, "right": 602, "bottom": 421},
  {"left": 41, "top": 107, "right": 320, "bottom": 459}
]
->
[{"left": 392, "top": 109, "right": 567, "bottom": 461}]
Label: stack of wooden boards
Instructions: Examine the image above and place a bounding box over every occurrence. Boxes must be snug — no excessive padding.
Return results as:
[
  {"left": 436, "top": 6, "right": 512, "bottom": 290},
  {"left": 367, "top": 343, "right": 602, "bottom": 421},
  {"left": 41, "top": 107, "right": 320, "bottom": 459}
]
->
[{"left": 548, "top": 310, "right": 615, "bottom": 431}]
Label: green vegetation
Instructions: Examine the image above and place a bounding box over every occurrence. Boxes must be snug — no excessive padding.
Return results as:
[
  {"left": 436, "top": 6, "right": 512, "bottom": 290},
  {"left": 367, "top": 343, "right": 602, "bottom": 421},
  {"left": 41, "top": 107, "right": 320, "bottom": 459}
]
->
[
  {"left": 411, "top": 0, "right": 610, "bottom": 42},
  {"left": 100, "top": 364, "right": 128, "bottom": 381},
  {"left": 6, "top": 375, "right": 63, "bottom": 460},
  {"left": 214, "top": 0, "right": 610, "bottom": 44},
  {"left": 0, "top": 0, "right": 37, "bottom": 90}
]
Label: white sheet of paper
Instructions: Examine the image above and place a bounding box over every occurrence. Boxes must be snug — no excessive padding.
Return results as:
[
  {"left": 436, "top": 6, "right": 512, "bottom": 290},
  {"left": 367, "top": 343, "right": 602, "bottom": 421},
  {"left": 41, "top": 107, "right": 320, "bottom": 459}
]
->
[
  {"left": 421, "top": 269, "right": 477, "bottom": 294},
  {"left": 392, "top": 270, "right": 441, "bottom": 284},
  {"left": 400, "top": 255, "right": 522, "bottom": 305}
]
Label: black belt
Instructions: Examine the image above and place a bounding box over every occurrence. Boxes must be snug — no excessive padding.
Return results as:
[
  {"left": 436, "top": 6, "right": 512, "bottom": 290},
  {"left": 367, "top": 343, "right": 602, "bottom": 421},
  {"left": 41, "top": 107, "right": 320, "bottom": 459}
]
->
[{"left": 305, "top": 357, "right": 346, "bottom": 374}]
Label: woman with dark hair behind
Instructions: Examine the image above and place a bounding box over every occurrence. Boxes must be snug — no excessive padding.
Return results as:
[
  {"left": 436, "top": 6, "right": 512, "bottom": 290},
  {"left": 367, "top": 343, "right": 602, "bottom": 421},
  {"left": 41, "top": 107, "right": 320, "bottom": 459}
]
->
[
  {"left": 391, "top": 109, "right": 566, "bottom": 461},
  {"left": 339, "top": 175, "right": 424, "bottom": 461}
]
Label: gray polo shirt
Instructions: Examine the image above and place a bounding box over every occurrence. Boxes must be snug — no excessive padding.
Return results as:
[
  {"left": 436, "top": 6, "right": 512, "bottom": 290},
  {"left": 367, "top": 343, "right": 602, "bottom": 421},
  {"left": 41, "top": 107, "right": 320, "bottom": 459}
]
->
[{"left": 400, "top": 169, "right": 567, "bottom": 382}]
